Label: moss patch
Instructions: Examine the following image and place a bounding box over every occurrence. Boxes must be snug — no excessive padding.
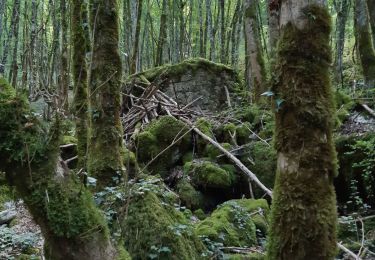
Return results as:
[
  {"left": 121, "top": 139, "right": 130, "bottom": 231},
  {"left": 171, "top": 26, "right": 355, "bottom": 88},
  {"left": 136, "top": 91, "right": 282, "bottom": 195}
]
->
[
  {"left": 135, "top": 116, "right": 191, "bottom": 177},
  {"left": 184, "top": 160, "right": 236, "bottom": 189},
  {"left": 122, "top": 176, "right": 205, "bottom": 259},
  {"left": 176, "top": 179, "right": 204, "bottom": 210},
  {"left": 196, "top": 199, "right": 269, "bottom": 247}
]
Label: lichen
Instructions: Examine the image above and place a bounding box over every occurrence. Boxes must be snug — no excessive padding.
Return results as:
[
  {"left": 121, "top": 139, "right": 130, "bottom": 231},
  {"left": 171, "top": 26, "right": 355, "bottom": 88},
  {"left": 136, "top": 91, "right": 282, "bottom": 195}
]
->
[{"left": 196, "top": 199, "right": 268, "bottom": 247}]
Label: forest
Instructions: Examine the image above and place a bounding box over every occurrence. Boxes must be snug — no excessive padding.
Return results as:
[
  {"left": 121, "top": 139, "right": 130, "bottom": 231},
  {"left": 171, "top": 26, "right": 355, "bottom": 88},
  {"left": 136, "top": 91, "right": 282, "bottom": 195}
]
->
[{"left": 0, "top": 0, "right": 374, "bottom": 259}]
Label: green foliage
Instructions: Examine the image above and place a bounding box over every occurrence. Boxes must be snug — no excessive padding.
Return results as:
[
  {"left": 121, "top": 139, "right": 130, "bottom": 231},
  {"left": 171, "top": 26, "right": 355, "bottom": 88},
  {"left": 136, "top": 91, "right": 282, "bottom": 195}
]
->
[
  {"left": 196, "top": 199, "right": 269, "bottom": 247},
  {"left": 334, "top": 90, "right": 355, "bottom": 127}
]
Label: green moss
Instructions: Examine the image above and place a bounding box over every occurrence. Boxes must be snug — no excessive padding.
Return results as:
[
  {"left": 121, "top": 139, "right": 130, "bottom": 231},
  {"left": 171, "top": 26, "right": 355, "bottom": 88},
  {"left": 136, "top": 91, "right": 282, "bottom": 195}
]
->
[
  {"left": 135, "top": 116, "right": 191, "bottom": 177},
  {"left": 185, "top": 160, "right": 236, "bottom": 188},
  {"left": 204, "top": 143, "right": 232, "bottom": 160},
  {"left": 334, "top": 90, "right": 355, "bottom": 127},
  {"left": 194, "top": 209, "right": 206, "bottom": 220},
  {"left": 241, "top": 142, "right": 277, "bottom": 197},
  {"left": 226, "top": 253, "right": 265, "bottom": 260},
  {"left": 122, "top": 178, "right": 205, "bottom": 259},
  {"left": 268, "top": 5, "right": 338, "bottom": 259},
  {"left": 176, "top": 179, "right": 204, "bottom": 210},
  {"left": 0, "top": 176, "right": 13, "bottom": 210},
  {"left": 121, "top": 148, "right": 139, "bottom": 177},
  {"left": 129, "top": 58, "right": 237, "bottom": 82},
  {"left": 196, "top": 199, "right": 268, "bottom": 247},
  {"left": 61, "top": 135, "right": 77, "bottom": 145}
]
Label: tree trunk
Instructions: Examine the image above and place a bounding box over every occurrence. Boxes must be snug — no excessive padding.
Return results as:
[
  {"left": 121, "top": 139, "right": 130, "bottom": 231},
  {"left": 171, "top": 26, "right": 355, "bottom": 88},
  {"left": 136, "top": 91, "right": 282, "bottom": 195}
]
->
[
  {"left": 88, "top": 0, "right": 125, "bottom": 187},
  {"left": 71, "top": 0, "right": 89, "bottom": 170},
  {"left": 155, "top": 0, "right": 167, "bottom": 66},
  {"left": 367, "top": 0, "right": 375, "bottom": 45},
  {"left": 219, "top": 0, "right": 226, "bottom": 63},
  {"left": 0, "top": 79, "right": 123, "bottom": 260},
  {"left": 130, "top": 0, "right": 143, "bottom": 74},
  {"left": 267, "top": 1, "right": 338, "bottom": 259},
  {"left": 9, "top": 0, "right": 21, "bottom": 87},
  {"left": 58, "top": 0, "right": 69, "bottom": 112},
  {"left": 268, "top": 0, "right": 280, "bottom": 52},
  {"left": 198, "top": 0, "right": 205, "bottom": 57},
  {"left": 334, "top": 0, "right": 350, "bottom": 87},
  {"left": 244, "top": 0, "right": 267, "bottom": 103},
  {"left": 355, "top": 0, "right": 375, "bottom": 86}
]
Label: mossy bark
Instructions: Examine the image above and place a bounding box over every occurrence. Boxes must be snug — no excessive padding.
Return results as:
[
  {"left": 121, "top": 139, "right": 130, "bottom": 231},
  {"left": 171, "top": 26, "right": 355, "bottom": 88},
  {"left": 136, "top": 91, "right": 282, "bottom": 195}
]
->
[
  {"left": 0, "top": 78, "right": 124, "bottom": 260},
  {"left": 355, "top": 0, "right": 375, "bottom": 86},
  {"left": 71, "top": 0, "right": 88, "bottom": 169},
  {"left": 244, "top": 0, "right": 267, "bottom": 103},
  {"left": 367, "top": 0, "right": 375, "bottom": 45},
  {"left": 88, "top": 0, "right": 124, "bottom": 187},
  {"left": 267, "top": 3, "right": 337, "bottom": 259}
]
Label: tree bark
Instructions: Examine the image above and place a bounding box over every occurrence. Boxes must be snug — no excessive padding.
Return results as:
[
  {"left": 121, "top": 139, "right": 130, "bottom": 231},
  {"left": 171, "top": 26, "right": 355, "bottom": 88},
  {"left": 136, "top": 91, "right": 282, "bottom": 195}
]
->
[
  {"left": 88, "top": 0, "right": 125, "bottom": 187},
  {"left": 334, "top": 0, "right": 350, "bottom": 87},
  {"left": 267, "top": 1, "right": 338, "bottom": 259},
  {"left": 130, "top": 0, "right": 143, "bottom": 74},
  {"left": 268, "top": 0, "right": 280, "bottom": 52},
  {"left": 71, "top": 0, "right": 89, "bottom": 170},
  {"left": 367, "top": 0, "right": 375, "bottom": 45},
  {"left": 355, "top": 0, "right": 375, "bottom": 86},
  {"left": 9, "top": 0, "right": 21, "bottom": 87},
  {"left": 58, "top": 0, "right": 69, "bottom": 112},
  {"left": 155, "top": 0, "right": 167, "bottom": 66},
  {"left": 244, "top": 0, "right": 267, "bottom": 103}
]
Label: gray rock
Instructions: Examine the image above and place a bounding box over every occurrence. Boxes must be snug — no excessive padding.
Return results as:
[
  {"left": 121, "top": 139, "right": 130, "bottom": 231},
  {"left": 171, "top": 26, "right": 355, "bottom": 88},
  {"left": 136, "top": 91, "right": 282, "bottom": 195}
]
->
[{"left": 0, "top": 210, "right": 16, "bottom": 225}]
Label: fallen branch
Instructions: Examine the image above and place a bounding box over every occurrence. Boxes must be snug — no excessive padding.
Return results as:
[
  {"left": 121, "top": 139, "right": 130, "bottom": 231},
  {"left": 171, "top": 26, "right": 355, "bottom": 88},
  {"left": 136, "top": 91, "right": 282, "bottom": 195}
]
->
[
  {"left": 360, "top": 104, "right": 375, "bottom": 118},
  {"left": 337, "top": 243, "right": 361, "bottom": 260}
]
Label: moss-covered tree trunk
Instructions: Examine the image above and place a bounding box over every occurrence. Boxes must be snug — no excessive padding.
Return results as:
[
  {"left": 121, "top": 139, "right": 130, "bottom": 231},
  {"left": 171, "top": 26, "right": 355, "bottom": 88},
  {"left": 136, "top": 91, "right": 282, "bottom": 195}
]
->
[
  {"left": 267, "top": 0, "right": 280, "bottom": 52},
  {"left": 267, "top": 2, "right": 338, "bottom": 259},
  {"left": 0, "top": 79, "right": 124, "bottom": 260},
  {"left": 58, "top": 0, "right": 69, "bottom": 112},
  {"left": 155, "top": 0, "right": 167, "bottom": 67},
  {"left": 355, "top": 0, "right": 375, "bottom": 87},
  {"left": 129, "top": 0, "right": 143, "bottom": 74},
  {"left": 367, "top": 0, "right": 375, "bottom": 45},
  {"left": 88, "top": 0, "right": 125, "bottom": 186},
  {"left": 244, "top": 0, "right": 267, "bottom": 103},
  {"left": 71, "top": 0, "right": 89, "bottom": 169}
]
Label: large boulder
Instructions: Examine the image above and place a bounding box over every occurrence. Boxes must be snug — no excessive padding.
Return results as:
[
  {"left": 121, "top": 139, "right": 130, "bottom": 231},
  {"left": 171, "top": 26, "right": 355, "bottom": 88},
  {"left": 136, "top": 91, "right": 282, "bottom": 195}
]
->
[{"left": 125, "top": 58, "right": 242, "bottom": 112}]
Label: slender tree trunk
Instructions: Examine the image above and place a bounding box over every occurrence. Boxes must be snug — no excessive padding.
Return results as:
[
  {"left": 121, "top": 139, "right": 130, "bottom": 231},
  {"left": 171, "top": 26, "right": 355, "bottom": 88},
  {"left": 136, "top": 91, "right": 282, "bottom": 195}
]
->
[
  {"left": 355, "top": 0, "right": 375, "bottom": 86},
  {"left": 178, "top": 0, "right": 185, "bottom": 61},
  {"left": 9, "top": 0, "right": 21, "bottom": 87},
  {"left": 71, "top": 0, "right": 89, "bottom": 169},
  {"left": 88, "top": 0, "right": 125, "bottom": 187},
  {"left": 155, "top": 0, "right": 167, "bottom": 66},
  {"left": 198, "top": 0, "right": 205, "bottom": 57},
  {"left": 58, "top": 0, "right": 69, "bottom": 112},
  {"left": 244, "top": 0, "right": 267, "bottom": 103},
  {"left": 268, "top": 0, "right": 280, "bottom": 52},
  {"left": 219, "top": 0, "right": 226, "bottom": 63},
  {"left": 367, "top": 0, "right": 375, "bottom": 45},
  {"left": 206, "top": 0, "right": 215, "bottom": 61},
  {"left": 267, "top": 1, "right": 338, "bottom": 259},
  {"left": 334, "top": 0, "right": 350, "bottom": 87},
  {"left": 130, "top": 0, "right": 143, "bottom": 74}
]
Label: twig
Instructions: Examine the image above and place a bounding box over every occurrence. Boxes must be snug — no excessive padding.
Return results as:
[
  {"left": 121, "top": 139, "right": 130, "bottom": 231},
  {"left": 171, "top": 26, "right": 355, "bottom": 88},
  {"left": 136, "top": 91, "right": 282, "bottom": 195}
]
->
[{"left": 337, "top": 243, "right": 361, "bottom": 260}]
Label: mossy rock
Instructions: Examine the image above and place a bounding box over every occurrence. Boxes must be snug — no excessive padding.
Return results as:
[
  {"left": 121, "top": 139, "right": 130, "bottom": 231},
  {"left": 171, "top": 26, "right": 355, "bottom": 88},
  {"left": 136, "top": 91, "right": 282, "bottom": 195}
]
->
[
  {"left": 204, "top": 143, "right": 232, "bottom": 161},
  {"left": 184, "top": 160, "right": 236, "bottom": 189},
  {"left": 176, "top": 179, "right": 204, "bottom": 210},
  {"left": 135, "top": 116, "right": 191, "bottom": 177},
  {"left": 122, "top": 177, "right": 206, "bottom": 260},
  {"left": 121, "top": 148, "right": 139, "bottom": 177},
  {"left": 334, "top": 90, "right": 355, "bottom": 127},
  {"left": 196, "top": 199, "right": 269, "bottom": 247},
  {"left": 0, "top": 175, "right": 13, "bottom": 210}
]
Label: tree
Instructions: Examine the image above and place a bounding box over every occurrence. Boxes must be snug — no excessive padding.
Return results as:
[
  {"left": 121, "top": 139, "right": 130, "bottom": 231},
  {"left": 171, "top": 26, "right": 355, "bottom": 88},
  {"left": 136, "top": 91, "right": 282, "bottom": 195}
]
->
[
  {"left": 244, "top": 0, "right": 266, "bottom": 103},
  {"left": 130, "top": 0, "right": 143, "bottom": 74},
  {"left": 334, "top": 0, "right": 350, "bottom": 87},
  {"left": 71, "top": 0, "right": 88, "bottom": 169},
  {"left": 355, "top": 0, "right": 375, "bottom": 86},
  {"left": 267, "top": 0, "right": 280, "bottom": 52},
  {"left": 267, "top": 1, "right": 338, "bottom": 259},
  {"left": 0, "top": 78, "right": 121, "bottom": 260},
  {"left": 367, "top": 0, "right": 375, "bottom": 45},
  {"left": 155, "top": 0, "right": 167, "bottom": 66},
  {"left": 58, "top": 0, "right": 69, "bottom": 111},
  {"left": 87, "top": 0, "right": 125, "bottom": 186}
]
